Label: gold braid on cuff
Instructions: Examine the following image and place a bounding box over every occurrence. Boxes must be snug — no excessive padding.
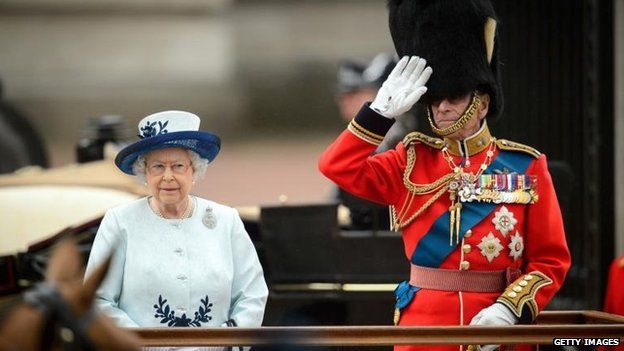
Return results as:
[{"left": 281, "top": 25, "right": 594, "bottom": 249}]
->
[
  {"left": 427, "top": 92, "right": 481, "bottom": 136},
  {"left": 496, "top": 271, "right": 553, "bottom": 320}
]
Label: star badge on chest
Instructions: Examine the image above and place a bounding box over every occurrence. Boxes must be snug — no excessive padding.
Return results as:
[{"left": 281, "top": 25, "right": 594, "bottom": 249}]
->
[
  {"left": 478, "top": 232, "right": 504, "bottom": 263},
  {"left": 492, "top": 206, "right": 517, "bottom": 237},
  {"left": 508, "top": 231, "right": 524, "bottom": 261}
]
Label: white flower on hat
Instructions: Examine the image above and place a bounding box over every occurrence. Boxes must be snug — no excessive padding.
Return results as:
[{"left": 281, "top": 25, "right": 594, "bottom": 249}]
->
[{"left": 138, "top": 111, "right": 200, "bottom": 139}]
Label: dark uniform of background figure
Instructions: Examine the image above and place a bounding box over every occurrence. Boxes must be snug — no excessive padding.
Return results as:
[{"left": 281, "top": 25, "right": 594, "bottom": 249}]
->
[
  {"left": 0, "top": 78, "right": 48, "bottom": 174},
  {"left": 334, "top": 53, "right": 419, "bottom": 230},
  {"left": 75, "top": 115, "right": 130, "bottom": 164}
]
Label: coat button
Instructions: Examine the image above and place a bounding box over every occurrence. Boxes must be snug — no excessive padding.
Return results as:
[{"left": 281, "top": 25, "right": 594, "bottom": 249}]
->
[
  {"left": 507, "top": 291, "right": 517, "bottom": 298},
  {"left": 462, "top": 244, "right": 471, "bottom": 253},
  {"left": 513, "top": 286, "right": 522, "bottom": 292},
  {"left": 464, "top": 230, "right": 473, "bottom": 238},
  {"left": 460, "top": 261, "right": 470, "bottom": 270},
  {"left": 524, "top": 274, "right": 534, "bottom": 281},
  {"left": 519, "top": 280, "right": 528, "bottom": 287}
]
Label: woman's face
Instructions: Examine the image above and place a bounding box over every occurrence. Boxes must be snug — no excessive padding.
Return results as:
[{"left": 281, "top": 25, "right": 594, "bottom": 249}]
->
[{"left": 144, "top": 148, "right": 194, "bottom": 206}]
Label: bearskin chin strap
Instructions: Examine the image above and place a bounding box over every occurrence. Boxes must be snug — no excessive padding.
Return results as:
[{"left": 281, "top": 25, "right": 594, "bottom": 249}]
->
[
  {"left": 22, "top": 282, "right": 98, "bottom": 351},
  {"left": 427, "top": 92, "right": 481, "bottom": 137}
]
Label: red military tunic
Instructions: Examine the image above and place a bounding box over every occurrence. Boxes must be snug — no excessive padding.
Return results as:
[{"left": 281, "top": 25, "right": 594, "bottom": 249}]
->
[
  {"left": 319, "top": 104, "right": 571, "bottom": 351},
  {"left": 602, "top": 257, "right": 624, "bottom": 351},
  {"left": 604, "top": 256, "right": 624, "bottom": 316}
]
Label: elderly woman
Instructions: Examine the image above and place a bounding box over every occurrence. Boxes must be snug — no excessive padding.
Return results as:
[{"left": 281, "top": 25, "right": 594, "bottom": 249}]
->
[{"left": 85, "top": 110, "right": 268, "bottom": 329}]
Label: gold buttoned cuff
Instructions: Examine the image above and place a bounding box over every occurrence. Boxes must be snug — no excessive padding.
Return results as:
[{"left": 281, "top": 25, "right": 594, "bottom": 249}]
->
[{"left": 496, "top": 271, "right": 552, "bottom": 321}]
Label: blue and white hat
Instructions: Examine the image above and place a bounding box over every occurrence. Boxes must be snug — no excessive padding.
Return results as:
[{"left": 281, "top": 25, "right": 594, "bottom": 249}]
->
[{"left": 114, "top": 110, "right": 221, "bottom": 175}]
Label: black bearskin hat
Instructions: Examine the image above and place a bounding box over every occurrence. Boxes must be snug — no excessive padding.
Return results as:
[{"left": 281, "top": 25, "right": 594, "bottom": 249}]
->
[{"left": 388, "top": 0, "right": 503, "bottom": 119}]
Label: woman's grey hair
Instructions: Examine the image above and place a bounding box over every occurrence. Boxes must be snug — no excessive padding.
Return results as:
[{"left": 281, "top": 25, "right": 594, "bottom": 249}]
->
[{"left": 132, "top": 149, "right": 209, "bottom": 183}]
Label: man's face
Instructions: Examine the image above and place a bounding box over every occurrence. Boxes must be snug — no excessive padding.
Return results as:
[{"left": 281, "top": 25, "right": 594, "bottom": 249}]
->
[
  {"left": 430, "top": 92, "right": 490, "bottom": 140},
  {"left": 336, "top": 87, "right": 378, "bottom": 122}
]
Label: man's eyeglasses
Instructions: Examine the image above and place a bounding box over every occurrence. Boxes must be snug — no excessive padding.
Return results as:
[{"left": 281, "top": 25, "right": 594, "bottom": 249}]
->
[{"left": 147, "top": 162, "right": 191, "bottom": 175}]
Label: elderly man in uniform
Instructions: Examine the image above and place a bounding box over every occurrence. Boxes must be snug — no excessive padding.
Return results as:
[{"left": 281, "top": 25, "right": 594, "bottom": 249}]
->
[{"left": 318, "top": 1, "right": 571, "bottom": 350}]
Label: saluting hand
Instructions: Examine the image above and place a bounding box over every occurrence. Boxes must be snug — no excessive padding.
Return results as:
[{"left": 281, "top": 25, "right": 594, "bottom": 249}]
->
[{"left": 370, "top": 56, "right": 432, "bottom": 119}]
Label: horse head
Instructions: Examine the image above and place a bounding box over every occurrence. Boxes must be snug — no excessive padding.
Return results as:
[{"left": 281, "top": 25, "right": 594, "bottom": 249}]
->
[{"left": 0, "top": 239, "right": 141, "bottom": 351}]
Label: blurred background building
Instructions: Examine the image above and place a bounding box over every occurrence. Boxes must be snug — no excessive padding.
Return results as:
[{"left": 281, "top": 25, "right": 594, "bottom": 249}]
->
[
  {"left": 0, "top": 0, "right": 397, "bottom": 209},
  {"left": 0, "top": 0, "right": 623, "bottom": 315}
]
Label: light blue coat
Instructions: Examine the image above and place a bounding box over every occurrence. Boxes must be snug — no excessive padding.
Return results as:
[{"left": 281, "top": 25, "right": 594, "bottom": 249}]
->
[{"left": 85, "top": 196, "right": 268, "bottom": 328}]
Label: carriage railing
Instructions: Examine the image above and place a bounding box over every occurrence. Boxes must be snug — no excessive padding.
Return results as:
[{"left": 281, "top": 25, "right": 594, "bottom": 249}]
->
[{"left": 134, "top": 310, "right": 624, "bottom": 347}]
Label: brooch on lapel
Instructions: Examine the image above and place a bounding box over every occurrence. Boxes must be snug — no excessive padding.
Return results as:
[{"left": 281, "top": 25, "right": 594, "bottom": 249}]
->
[{"left": 202, "top": 207, "right": 217, "bottom": 229}]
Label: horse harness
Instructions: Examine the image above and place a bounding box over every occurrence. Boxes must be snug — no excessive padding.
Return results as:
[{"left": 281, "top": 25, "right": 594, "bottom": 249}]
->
[{"left": 23, "top": 283, "right": 98, "bottom": 351}]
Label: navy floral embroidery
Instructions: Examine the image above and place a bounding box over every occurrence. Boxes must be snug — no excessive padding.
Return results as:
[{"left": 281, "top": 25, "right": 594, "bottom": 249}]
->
[
  {"left": 139, "top": 120, "right": 169, "bottom": 139},
  {"left": 153, "top": 294, "right": 213, "bottom": 327}
]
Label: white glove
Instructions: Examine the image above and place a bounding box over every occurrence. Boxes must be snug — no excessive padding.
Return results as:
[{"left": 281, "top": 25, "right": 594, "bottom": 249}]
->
[
  {"left": 370, "top": 56, "right": 433, "bottom": 119},
  {"left": 470, "top": 302, "right": 519, "bottom": 351}
]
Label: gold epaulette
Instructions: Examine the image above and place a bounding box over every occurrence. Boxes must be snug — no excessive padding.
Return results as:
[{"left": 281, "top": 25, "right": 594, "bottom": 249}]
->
[
  {"left": 402, "top": 132, "right": 444, "bottom": 149},
  {"left": 496, "top": 139, "right": 541, "bottom": 158}
]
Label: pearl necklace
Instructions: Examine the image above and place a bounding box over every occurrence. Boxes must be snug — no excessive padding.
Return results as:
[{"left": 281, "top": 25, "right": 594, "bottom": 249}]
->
[{"left": 151, "top": 196, "right": 194, "bottom": 219}]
